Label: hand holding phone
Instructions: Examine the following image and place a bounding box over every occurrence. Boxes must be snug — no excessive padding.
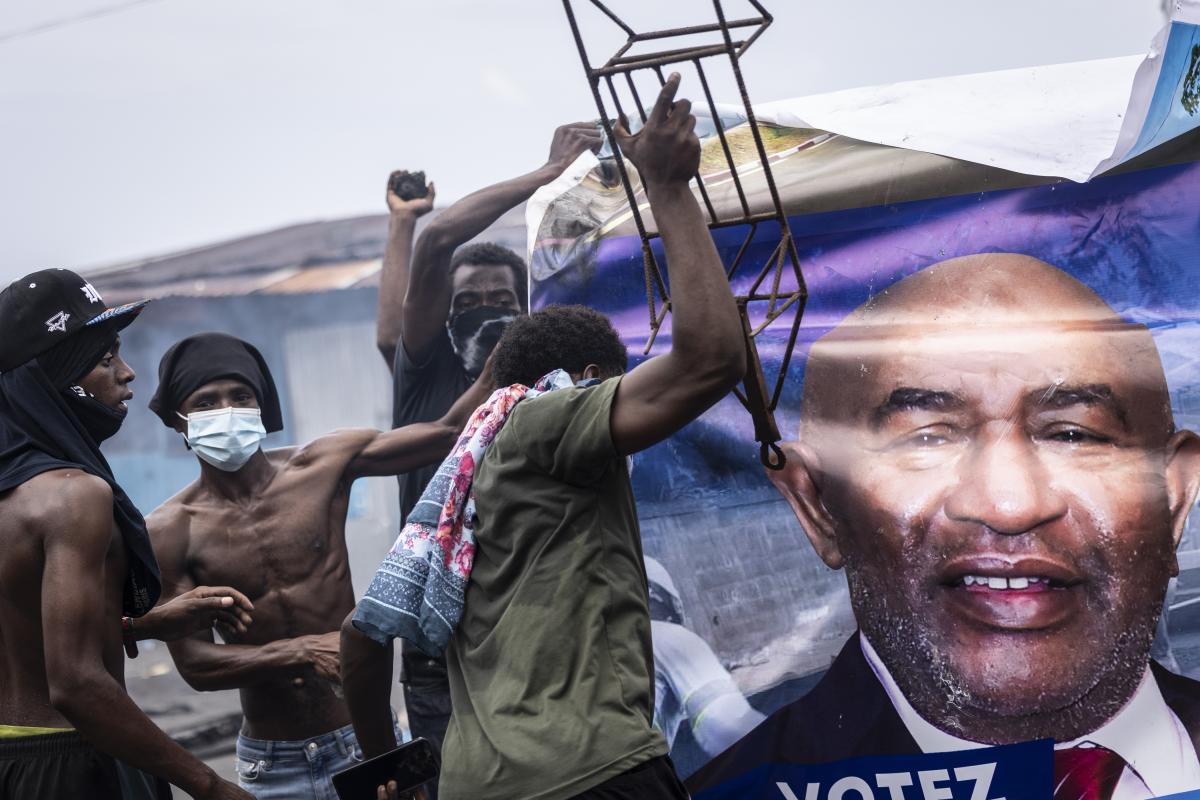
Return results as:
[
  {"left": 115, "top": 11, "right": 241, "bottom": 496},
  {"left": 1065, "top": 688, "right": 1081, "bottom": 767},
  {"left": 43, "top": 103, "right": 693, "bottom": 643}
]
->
[
  {"left": 332, "top": 737, "right": 439, "bottom": 800},
  {"left": 377, "top": 781, "right": 429, "bottom": 800}
]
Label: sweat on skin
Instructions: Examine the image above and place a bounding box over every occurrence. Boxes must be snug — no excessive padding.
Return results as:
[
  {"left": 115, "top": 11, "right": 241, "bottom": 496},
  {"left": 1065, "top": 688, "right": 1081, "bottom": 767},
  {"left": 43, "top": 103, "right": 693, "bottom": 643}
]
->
[{"left": 771, "top": 253, "right": 1200, "bottom": 744}]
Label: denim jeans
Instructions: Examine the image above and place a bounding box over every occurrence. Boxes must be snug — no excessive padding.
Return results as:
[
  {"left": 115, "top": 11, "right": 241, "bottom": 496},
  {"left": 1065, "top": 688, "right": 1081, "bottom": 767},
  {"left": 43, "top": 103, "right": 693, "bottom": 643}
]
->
[{"left": 235, "top": 716, "right": 402, "bottom": 800}]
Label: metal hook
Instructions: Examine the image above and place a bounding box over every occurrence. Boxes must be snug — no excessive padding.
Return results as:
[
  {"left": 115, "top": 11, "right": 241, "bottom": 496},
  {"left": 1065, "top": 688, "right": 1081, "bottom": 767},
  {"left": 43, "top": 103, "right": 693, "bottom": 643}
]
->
[{"left": 761, "top": 441, "right": 786, "bottom": 470}]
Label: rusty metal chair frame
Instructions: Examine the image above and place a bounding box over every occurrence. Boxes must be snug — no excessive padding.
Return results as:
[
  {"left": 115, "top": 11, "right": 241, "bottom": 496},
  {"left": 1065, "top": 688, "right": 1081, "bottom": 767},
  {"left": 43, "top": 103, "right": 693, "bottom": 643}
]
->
[{"left": 561, "top": 0, "right": 806, "bottom": 468}]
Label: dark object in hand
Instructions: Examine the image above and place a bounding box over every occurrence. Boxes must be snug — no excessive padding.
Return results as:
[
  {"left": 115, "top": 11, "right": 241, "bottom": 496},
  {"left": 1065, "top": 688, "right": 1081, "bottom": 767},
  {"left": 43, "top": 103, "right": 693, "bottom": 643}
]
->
[
  {"left": 389, "top": 171, "right": 429, "bottom": 201},
  {"left": 332, "top": 737, "right": 439, "bottom": 799}
]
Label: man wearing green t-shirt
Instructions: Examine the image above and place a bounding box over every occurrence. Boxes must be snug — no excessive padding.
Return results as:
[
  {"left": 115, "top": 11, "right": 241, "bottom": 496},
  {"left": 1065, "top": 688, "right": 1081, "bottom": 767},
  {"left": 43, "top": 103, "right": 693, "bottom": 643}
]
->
[{"left": 342, "top": 73, "right": 746, "bottom": 800}]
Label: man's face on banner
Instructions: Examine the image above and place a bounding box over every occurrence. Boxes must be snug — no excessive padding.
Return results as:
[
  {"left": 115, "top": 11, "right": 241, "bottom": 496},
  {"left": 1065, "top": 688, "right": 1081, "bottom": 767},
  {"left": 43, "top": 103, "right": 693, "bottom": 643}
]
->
[{"left": 772, "top": 253, "right": 1200, "bottom": 742}]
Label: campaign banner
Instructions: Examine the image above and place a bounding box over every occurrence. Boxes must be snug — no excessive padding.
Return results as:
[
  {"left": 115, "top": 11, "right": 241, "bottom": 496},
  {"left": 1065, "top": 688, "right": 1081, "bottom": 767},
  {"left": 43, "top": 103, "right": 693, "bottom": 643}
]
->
[
  {"left": 751, "top": 2, "right": 1200, "bottom": 182},
  {"left": 528, "top": 65, "right": 1200, "bottom": 795},
  {"left": 691, "top": 740, "right": 1052, "bottom": 800}
]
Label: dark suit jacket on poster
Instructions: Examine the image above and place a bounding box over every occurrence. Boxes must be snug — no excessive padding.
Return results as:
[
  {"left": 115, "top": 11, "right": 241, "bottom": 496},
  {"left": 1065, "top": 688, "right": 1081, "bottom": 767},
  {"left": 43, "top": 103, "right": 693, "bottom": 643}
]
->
[{"left": 686, "top": 632, "right": 1200, "bottom": 796}]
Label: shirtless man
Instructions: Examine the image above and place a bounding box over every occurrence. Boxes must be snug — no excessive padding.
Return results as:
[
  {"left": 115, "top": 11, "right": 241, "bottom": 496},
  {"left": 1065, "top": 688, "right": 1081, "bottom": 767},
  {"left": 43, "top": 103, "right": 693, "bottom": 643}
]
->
[
  {"left": 146, "top": 332, "right": 492, "bottom": 799},
  {"left": 0, "top": 270, "right": 251, "bottom": 799}
]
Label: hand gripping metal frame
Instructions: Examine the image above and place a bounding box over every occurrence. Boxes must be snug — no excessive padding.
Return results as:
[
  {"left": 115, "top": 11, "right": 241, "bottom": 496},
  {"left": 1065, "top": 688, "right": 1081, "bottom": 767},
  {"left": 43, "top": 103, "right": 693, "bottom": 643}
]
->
[{"left": 561, "top": 0, "right": 807, "bottom": 469}]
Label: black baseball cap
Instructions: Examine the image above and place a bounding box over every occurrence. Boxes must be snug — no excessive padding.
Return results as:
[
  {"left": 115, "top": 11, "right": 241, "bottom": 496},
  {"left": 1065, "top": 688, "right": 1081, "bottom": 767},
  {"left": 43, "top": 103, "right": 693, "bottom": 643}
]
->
[{"left": 0, "top": 268, "right": 149, "bottom": 373}]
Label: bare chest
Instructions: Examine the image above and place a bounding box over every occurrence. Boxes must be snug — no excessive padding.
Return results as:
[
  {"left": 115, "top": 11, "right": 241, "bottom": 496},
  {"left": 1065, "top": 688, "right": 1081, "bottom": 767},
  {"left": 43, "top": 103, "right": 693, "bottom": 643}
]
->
[{"left": 185, "top": 481, "right": 350, "bottom": 604}]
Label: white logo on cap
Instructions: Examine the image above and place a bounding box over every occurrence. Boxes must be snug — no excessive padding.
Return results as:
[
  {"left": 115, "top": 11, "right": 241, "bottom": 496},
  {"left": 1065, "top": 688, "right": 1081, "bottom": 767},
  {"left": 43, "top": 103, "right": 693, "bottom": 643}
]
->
[
  {"left": 45, "top": 311, "right": 70, "bottom": 333},
  {"left": 81, "top": 282, "right": 103, "bottom": 304}
]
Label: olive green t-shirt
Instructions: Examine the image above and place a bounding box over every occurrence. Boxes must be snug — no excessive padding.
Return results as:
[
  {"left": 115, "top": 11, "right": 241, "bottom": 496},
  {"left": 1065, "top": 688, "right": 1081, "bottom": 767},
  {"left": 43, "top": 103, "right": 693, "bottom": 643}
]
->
[{"left": 437, "top": 376, "right": 667, "bottom": 800}]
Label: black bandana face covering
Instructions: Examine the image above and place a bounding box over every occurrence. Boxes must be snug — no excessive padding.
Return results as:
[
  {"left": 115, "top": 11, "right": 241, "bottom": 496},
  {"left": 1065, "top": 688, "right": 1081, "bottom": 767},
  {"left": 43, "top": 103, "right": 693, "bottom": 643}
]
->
[
  {"left": 64, "top": 385, "right": 126, "bottom": 443},
  {"left": 447, "top": 306, "right": 516, "bottom": 376}
]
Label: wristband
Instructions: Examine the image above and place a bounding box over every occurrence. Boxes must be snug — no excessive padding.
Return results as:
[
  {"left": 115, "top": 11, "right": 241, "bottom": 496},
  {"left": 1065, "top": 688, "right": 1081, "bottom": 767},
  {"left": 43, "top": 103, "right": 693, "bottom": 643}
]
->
[{"left": 121, "top": 616, "right": 138, "bottom": 659}]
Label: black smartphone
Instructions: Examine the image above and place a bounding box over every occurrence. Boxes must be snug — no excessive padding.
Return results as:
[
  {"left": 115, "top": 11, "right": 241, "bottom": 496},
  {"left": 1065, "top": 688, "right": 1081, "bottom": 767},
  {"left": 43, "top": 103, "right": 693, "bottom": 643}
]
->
[{"left": 332, "top": 737, "right": 439, "bottom": 799}]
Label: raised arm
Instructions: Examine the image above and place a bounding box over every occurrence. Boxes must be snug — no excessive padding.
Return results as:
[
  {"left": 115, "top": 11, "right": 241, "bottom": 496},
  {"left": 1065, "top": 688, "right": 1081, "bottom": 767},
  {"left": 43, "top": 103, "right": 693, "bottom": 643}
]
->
[
  {"left": 149, "top": 506, "right": 338, "bottom": 691},
  {"left": 41, "top": 475, "right": 248, "bottom": 800},
  {"left": 345, "top": 354, "right": 495, "bottom": 480},
  {"left": 401, "top": 123, "right": 602, "bottom": 363},
  {"left": 609, "top": 75, "right": 747, "bottom": 455},
  {"left": 377, "top": 171, "right": 436, "bottom": 370}
]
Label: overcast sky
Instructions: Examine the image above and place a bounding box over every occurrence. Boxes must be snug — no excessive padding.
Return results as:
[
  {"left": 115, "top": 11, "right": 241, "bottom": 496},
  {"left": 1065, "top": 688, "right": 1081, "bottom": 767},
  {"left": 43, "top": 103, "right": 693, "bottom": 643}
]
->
[{"left": 0, "top": 0, "right": 1167, "bottom": 282}]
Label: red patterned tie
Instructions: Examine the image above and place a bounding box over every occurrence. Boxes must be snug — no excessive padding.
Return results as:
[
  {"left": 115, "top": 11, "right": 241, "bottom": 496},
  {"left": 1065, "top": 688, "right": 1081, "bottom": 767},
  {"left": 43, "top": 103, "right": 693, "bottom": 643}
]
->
[{"left": 1053, "top": 745, "right": 1128, "bottom": 800}]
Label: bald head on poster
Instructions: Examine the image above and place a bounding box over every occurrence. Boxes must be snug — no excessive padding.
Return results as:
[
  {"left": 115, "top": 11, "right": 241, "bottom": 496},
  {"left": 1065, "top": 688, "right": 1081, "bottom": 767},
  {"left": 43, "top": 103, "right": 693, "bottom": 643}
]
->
[{"left": 691, "top": 253, "right": 1200, "bottom": 795}]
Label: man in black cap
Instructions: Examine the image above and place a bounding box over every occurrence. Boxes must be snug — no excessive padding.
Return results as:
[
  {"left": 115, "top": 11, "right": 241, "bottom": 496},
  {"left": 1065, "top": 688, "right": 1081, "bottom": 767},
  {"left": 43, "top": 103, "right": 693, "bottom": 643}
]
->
[
  {"left": 0, "top": 270, "right": 254, "bottom": 800},
  {"left": 146, "top": 332, "right": 493, "bottom": 800}
]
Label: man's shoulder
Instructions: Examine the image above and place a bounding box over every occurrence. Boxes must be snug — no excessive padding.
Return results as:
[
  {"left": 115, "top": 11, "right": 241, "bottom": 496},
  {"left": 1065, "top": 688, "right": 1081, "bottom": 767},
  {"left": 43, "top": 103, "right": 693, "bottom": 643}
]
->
[
  {"left": 283, "top": 433, "right": 372, "bottom": 471},
  {"left": 489, "top": 380, "right": 622, "bottom": 485},
  {"left": 493, "top": 385, "right": 581, "bottom": 451},
  {"left": 146, "top": 489, "right": 197, "bottom": 540},
  {"left": 21, "top": 469, "right": 112, "bottom": 522},
  {"left": 509, "top": 379, "right": 617, "bottom": 427},
  {"left": 0, "top": 470, "right": 113, "bottom": 543}
]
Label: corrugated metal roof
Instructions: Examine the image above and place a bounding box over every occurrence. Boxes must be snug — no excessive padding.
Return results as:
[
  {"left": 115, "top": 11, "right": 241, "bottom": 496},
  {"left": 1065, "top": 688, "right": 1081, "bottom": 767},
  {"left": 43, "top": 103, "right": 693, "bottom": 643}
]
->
[
  {"left": 259, "top": 260, "right": 381, "bottom": 294},
  {"left": 86, "top": 207, "right": 527, "bottom": 303}
]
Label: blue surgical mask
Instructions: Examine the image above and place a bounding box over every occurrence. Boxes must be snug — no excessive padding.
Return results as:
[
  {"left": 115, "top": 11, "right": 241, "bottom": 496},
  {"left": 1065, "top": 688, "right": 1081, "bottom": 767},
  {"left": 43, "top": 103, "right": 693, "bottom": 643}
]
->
[{"left": 177, "top": 407, "right": 266, "bottom": 472}]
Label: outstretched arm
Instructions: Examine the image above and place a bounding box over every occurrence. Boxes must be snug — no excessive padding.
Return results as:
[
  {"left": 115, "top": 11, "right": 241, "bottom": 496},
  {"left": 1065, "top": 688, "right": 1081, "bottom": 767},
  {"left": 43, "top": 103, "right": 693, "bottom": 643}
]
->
[
  {"left": 135, "top": 585, "right": 254, "bottom": 642},
  {"left": 609, "top": 75, "right": 746, "bottom": 455},
  {"left": 41, "top": 475, "right": 248, "bottom": 799},
  {"left": 377, "top": 171, "right": 436, "bottom": 370},
  {"left": 401, "top": 123, "right": 602, "bottom": 363},
  {"left": 340, "top": 609, "right": 398, "bottom": 758},
  {"left": 345, "top": 354, "right": 495, "bottom": 480}
]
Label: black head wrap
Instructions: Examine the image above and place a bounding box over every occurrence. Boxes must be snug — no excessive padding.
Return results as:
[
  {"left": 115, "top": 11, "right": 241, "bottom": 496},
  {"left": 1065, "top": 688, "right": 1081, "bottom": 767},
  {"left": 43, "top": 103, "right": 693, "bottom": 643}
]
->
[
  {"left": 0, "top": 360, "right": 162, "bottom": 617},
  {"left": 149, "top": 333, "right": 283, "bottom": 432}
]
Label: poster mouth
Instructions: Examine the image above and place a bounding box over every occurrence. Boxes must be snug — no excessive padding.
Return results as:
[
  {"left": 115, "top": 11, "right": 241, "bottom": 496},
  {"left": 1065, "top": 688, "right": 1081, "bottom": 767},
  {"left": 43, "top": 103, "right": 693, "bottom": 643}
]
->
[
  {"left": 935, "top": 555, "right": 1083, "bottom": 629},
  {"left": 939, "top": 580, "right": 1082, "bottom": 630}
]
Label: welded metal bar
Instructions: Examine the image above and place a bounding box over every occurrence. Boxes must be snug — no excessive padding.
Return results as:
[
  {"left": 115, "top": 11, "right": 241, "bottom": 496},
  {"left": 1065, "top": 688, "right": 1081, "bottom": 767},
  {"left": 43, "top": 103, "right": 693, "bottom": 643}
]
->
[
  {"left": 766, "top": 233, "right": 787, "bottom": 317},
  {"left": 712, "top": 0, "right": 790, "bottom": 254},
  {"left": 596, "top": 43, "right": 740, "bottom": 75},
  {"left": 695, "top": 58, "right": 750, "bottom": 217},
  {"left": 604, "top": 75, "right": 631, "bottom": 130},
  {"left": 726, "top": 222, "right": 758, "bottom": 281},
  {"left": 741, "top": 292, "right": 803, "bottom": 303},
  {"left": 738, "top": 300, "right": 784, "bottom": 470},
  {"left": 706, "top": 211, "right": 778, "bottom": 229},
  {"left": 628, "top": 17, "right": 765, "bottom": 42},
  {"left": 744, "top": 238, "right": 785, "bottom": 298},
  {"left": 770, "top": 292, "right": 806, "bottom": 410},
  {"left": 563, "top": 0, "right": 667, "bottom": 327},
  {"left": 748, "top": 292, "right": 803, "bottom": 336},
  {"left": 648, "top": 65, "right": 718, "bottom": 224},
  {"left": 563, "top": 0, "right": 806, "bottom": 468},
  {"left": 738, "top": 0, "right": 774, "bottom": 55},
  {"left": 587, "top": 0, "right": 635, "bottom": 36},
  {"left": 643, "top": 300, "right": 672, "bottom": 354},
  {"left": 623, "top": 71, "right": 647, "bottom": 121}
]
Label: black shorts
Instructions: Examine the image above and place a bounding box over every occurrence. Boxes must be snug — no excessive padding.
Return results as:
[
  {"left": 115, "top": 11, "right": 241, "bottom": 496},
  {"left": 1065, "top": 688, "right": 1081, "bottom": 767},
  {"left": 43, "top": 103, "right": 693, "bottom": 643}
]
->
[
  {"left": 0, "top": 730, "right": 171, "bottom": 800},
  {"left": 570, "top": 755, "right": 690, "bottom": 800}
]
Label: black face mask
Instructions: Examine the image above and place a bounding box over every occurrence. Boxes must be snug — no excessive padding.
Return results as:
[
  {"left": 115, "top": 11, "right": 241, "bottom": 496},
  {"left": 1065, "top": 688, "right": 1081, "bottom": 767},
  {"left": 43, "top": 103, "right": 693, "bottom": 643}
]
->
[
  {"left": 64, "top": 385, "right": 126, "bottom": 443},
  {"left": 447, "top": 306, "right": 517, "bottom": 377}
]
